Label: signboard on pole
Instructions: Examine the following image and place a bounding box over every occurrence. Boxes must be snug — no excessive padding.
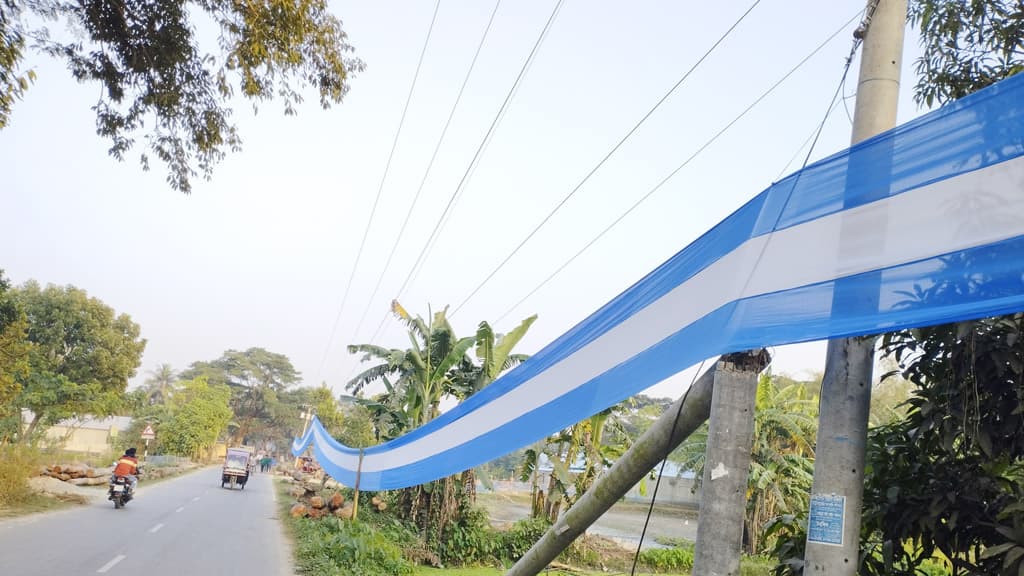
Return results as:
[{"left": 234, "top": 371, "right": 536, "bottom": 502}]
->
[
  {"left": 807, "top": 494, "right": 845, "bottom": 546},
  {"left": 141, "top": 424, "right": 156, "bottom": 440}
]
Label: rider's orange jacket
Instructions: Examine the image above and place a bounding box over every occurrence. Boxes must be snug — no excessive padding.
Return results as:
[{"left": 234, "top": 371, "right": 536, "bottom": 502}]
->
[{"left": 113, "top": 456, "right": 138, "bottom": 477}]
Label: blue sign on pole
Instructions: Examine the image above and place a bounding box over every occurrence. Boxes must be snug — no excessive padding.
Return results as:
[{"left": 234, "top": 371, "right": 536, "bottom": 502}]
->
[{"left": 807, "top": 494, "right": 845, "bottom": 546}]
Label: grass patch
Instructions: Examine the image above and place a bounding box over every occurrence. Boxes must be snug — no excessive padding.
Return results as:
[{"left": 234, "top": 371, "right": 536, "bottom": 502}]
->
[
  {"left": 0, "top": 492, "right": 75, "bottom": 518},
  {"left": 0, "top": 445, "right": 83, "bottom": 518},
  {"left": 739, "top": 556, "right": 774, "bottom": 576},
  {"left": 653, "top": 535, "right": 694, "bottom": 548},
  {"left": 412, "top": 568, "right": 581, "bottom": 575}
]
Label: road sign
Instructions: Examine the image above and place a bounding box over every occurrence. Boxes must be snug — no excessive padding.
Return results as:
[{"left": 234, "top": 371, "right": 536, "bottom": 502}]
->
[{"left": 141, "top": 424, "right": 156, "bottom": 440}]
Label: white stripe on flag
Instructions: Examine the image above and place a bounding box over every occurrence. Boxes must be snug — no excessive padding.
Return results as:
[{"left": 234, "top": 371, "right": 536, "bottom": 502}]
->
[{"left": 337, "top": 154, "right": 1024, "bottom": 473}]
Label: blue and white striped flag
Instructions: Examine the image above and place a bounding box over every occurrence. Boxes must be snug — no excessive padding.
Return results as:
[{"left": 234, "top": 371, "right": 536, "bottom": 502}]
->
[{"left": 295, "top": 72, "right": 1024, "bottom": 491}]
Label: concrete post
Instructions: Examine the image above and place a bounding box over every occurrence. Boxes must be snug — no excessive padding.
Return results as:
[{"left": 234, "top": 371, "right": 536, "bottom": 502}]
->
[
  {"left": 804, "top": 1, "right": 905, "bottom": 572},
  {"left": 692, "top": 360, "right": 760, "bottom": 576},
  {"left": 506, "top": 362, "right": 719, "bottom": 576},
  {"left": 506, "top": 350, "right": 769, "bottom": 576}
]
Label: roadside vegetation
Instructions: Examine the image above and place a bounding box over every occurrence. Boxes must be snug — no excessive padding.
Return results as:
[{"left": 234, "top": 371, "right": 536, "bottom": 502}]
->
[{"left": 275, "top": 479, "right": 775, "bottom": 575}]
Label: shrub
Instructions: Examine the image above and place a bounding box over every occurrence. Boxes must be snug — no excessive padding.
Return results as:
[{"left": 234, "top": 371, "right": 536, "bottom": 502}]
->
[
  {"left": 292, "top": 516, "right": 414, "bottom": 576},
  {"left": 499, "top": 517, "right": 552, "bottom": 561},
  {"left": 0, "top": 445, "right": 39, "bottom": 507},
  {"left": 740, "top": 555, "right": 775, "bottom": 576},
  {"left": 439, "top": 504, "right": 499, "bottom": 565},
  {"left": 639, "top": 546, "right": 695, "bottom": 572}
]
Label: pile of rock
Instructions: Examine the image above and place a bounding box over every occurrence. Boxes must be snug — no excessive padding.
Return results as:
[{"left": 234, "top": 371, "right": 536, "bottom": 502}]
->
[{"left": 39, "top": 464, "right": 111, "bottom": 486}]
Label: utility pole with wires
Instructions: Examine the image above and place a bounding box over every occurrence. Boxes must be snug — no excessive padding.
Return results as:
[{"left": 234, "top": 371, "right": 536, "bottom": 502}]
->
[{"left": 803, "top": 0, "right": 905, "bottom": 573}]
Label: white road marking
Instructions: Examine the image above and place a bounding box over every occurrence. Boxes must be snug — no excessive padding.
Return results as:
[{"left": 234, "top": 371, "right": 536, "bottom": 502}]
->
[
  {"left": 191, "top": 496, "right": 200, "bottom": 502},
  {"left": 175, "top": 506, "right": 185, "bottom": 513},
  {"left": 96, "top": 554, "right": 126, "bottom": 573},
  {"left": 149, "top": 523, "right": 164, "bottom": 534}
]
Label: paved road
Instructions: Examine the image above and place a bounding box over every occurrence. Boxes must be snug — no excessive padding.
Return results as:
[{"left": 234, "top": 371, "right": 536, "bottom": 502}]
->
[{"left": 0, "top": 468, "right": 292, "bottom": 576}]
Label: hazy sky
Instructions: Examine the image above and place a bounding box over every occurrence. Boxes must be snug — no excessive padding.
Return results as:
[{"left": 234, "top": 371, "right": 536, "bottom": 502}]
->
[{"left": 1, "top": 0, "right": 928, "bottom": 399}]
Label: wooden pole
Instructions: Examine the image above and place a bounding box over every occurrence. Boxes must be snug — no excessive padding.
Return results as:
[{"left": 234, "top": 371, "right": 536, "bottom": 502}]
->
[{"left": 352, "top": 449, "right": 364, "bottom": 520}]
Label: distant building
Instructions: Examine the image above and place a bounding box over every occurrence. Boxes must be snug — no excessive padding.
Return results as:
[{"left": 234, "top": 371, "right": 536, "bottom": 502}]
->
[{"left": 36, "top": 413, "right": 133, "bottom": 454}]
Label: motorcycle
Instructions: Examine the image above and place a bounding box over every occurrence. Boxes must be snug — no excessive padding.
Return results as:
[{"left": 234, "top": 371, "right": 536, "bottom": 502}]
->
[{"left": 108, "top": 475, "right": 135, "bottom": 509}]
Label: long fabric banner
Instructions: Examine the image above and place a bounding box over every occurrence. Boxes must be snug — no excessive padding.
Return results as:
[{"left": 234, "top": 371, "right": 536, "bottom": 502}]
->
[{"left": 295, "top": 72, "right": 1024, "bottom": 491}]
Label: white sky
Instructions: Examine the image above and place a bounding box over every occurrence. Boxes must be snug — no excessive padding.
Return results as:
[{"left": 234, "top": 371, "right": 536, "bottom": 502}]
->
[{"left": 1, "top": 0, "right": 928, "bottom": 399}]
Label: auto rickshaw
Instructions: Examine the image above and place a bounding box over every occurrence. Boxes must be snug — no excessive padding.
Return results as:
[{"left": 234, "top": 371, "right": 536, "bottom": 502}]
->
[{"left": 221, "top": 446, "right": 253, "bottom": 489}]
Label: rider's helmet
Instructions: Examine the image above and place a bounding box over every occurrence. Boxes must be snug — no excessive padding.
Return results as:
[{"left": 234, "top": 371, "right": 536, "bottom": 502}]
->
[{"left": 125, "top": 447, "right": 137, "bottom": 457}]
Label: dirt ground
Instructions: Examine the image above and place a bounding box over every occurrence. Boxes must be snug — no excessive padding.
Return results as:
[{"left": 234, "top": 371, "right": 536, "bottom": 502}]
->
[{"left": 477, "top": 492, "right": 698, "bottom": 550}]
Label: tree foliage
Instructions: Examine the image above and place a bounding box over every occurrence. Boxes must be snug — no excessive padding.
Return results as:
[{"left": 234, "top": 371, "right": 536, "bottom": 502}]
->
[
  {"left": 159, "top": 377, "right": 233, "bottom": 458},
  {"left": 181, "top": 347, "right": 300, "bottom": 444},
  {"left": 11, "top": 281, "right": 145, "bottom": 442},
  {"left": 345, "top": 301, "right": 536, "bottom": 551},
  {"left": 348, "top": 304, "right": 476, "bottom": 435},
  {"left": 527, "top": 402, "right": 632, "bottom": 523},
  {"left": 0, "top": 270, "right": 29, "bottom": 412},
  {"left": 142, "top": 363, "right": 177, "bottom": 405},
  {"left": 910, "top": 0, "right": 1024, "bottom": 107},
  {"left": 0, "top": 0, "right": 363, "bottom": 192}
]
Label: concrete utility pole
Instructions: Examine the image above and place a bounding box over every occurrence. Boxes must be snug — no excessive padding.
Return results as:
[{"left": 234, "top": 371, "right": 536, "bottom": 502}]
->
[
  {"left": 507, "top": 351, "right": 769, "bottom": 576},
  {"left": 804, "top": 1, "right": 905, "bottom": 573},
  {"left": 692, "top": 360, "right": 761, "bottom": 576},
  {"left": 507, "top": 362, "right": 718, "bottom": 576}
]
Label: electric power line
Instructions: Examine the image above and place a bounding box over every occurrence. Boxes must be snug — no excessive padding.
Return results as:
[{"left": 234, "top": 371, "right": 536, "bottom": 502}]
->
[
  {"left": 775, "top": 96, "right": 845, "bottom": 181},
  {"left": 737, "top": 3, "right": 876, "bottom": 305},
  {"left": 630, "top": 9, "right": 877, "bottom": 563},
  {"left": 316, "top": 0, "right": 442, "bottom": 381},
  {"left": 494, "top": 9, "right": 863, "bottom": 326},
  {"left": 347, "top": 0, "right": 504, "bottom": 347},
  {"left": 359, "top": 0, "right": 567, "bottom": 352},
  {"left": 449, "top": 0, "right": 765, "bottom": 317}
]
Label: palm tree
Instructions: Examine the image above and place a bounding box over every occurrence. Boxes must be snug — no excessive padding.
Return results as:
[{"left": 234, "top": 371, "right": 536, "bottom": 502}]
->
[
  {"left": 450, "top": 315, "right": 536, "bottom": 501},
  {"left": 143, "top": 363, "right": 177, "bottom": 405},
  {"left": 451, "top": 316, "right": 537, "bottom": 398},
  {"left": 346, "top": 302, "right": 476, "bottom": 542},
  {"left": 745, "top": 375, "right": 817, "bottom": 553},
  {"left": 347, "top": 301, "right": 475, "bottom": 431},
  {"left": 346, "top": 301, "right": 537, "bottom": 544}
]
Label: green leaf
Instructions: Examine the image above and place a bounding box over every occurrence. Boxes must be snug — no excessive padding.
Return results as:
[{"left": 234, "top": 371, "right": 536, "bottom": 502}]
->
[{"left": 981, "top": 542, "right": 1016, "bottom": 559}]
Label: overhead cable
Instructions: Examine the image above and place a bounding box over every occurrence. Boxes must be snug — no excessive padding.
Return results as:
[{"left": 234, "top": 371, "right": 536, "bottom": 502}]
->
[
  {"left": 493, "top": 9, "right": 863, "bottom": 325},
  {"left": 449, "top": 0, "right": 765, "bottom": 317},
  {"left": 316, "top": 0, "right": 442, "bottom": 381},
  {"left": 361, "top": 0, "right": 567, "bottom": 351},
  {"left": 348, "top": 0, "right": 504, "bottom": 347}
]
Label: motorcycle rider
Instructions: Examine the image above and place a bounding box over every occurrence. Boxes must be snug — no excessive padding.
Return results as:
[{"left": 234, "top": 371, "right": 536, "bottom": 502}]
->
[{"left": 112, "top": 447, "right": 140, "bottom": 491}]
